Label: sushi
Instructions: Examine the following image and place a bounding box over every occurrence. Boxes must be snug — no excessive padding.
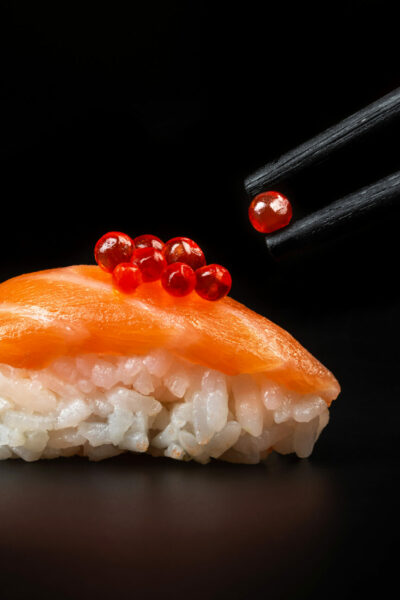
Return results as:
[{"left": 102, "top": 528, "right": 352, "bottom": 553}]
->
[{"left": 0, "top": 264, "right": 340, "bottom": 463}]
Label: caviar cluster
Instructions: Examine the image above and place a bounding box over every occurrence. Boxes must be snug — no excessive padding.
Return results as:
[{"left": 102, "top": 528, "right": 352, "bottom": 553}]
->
[{"left": 94, "top": 232, "right": 232, "bottom": 301}]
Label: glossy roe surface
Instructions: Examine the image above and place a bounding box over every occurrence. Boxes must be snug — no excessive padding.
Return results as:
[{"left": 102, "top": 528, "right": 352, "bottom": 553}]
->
[
  {"left": 132, "top": 247, "right": 166, "bottom": 282},
  {"left": 249, "top": 192, "right": 293, "bottom": 233},
  {"left": 195, "top": 264, "right": 232, "bottom": 301},
  {"left": 161, "top": 262, "right": 196, "bottom": 297},
  {"left": 162, "top": 237, "right": 206, "bottom": 271},
  {"left": 132, "top": 234, "right": 164, "bottom": 251},
  {"left": 94, "top": 232, "right": 134, "bottom": 273},
  {"left": 112, "top": 263, "right": 142, "bottom": 293}
]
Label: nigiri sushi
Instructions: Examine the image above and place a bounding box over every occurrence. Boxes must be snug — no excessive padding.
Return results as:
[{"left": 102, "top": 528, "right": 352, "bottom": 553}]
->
[{"left": 0, "top": 265, "right": 340, "bottom": 463}]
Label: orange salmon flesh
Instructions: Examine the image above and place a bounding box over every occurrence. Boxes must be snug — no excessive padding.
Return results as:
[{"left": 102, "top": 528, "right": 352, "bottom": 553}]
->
[{"left": 0, "top": 265, "right": 340, "bottom": 405}]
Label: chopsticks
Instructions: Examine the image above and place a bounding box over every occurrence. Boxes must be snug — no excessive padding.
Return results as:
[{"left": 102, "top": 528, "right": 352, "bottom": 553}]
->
[
  {"left": 264, "top": 171, "right": 400, "bottom": 260},
  {"left": 244, "top": 87, "right": 400, "bottom": 258},
  {"left": 245, "top": 87, "right": 400, "bottom": 195}
]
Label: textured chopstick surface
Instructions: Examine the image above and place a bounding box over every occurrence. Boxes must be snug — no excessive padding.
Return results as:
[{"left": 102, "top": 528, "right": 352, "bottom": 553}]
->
[
  {"left": 265, "top": 171, "right": 400, "bottom": 259},
  {"left": 245, "top": 87, "right": 400, "bottom": 198}
]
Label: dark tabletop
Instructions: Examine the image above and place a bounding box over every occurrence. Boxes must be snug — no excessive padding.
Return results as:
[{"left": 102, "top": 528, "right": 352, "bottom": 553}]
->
[{"left": 1, "top": 3, "right": 399, "bottom": 598}]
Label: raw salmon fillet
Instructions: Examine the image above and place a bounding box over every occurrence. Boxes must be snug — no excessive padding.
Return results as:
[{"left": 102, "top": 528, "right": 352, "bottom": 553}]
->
[{"left": 0, "top": 265, "right": 340, "bottom": 404}]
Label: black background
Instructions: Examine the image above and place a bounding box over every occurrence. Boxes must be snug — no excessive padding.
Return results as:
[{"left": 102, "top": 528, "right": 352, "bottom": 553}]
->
[{"left": 0, "top": 2, "right": 399, "bottom": 599}]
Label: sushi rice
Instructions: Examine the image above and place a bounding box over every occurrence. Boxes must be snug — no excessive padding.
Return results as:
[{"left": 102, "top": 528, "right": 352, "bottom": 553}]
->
[{"left": 0, "top": 349, "right": 330, "bottom": 463}]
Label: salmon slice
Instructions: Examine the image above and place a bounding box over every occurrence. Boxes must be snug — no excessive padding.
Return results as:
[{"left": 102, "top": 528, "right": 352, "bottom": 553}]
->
[{"left": 0, "top": 265, "right": 340, "bottom": 404}]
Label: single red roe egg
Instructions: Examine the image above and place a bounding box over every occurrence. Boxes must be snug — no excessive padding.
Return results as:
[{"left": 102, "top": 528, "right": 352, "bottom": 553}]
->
[
  {"left": 163, "top": 237, "right": 206, "bottom": 271},
  {"left": 132, "top": 247, "right": 166, "bottom": 282},
  {"left": 161, "top": 262, "right": 196, "bottom": 297},
  {"left": 249, "top": 191, "right": 292, "bottom": 233},
  {"left": 133, "top": 234, "right": 164, "bottom": 251},
  {"left": 95, "top": 232, "right": 134, "bottom": 273},
  {"left": 112, "top": 263, "right": 142, "bottom": 293},
  {"left": 195, "top": 264, "right": 232, "bottom": 301}
]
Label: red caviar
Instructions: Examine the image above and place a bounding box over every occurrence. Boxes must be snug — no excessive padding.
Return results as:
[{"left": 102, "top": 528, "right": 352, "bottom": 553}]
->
[
  {"left": 163, "top": 237, "right": 206, "bottom": 271},
  {"left": 132, "top": 247, "right": 166, "bottom": 282},
  {"left": 249, "top": 191, "right": 292, "bottom": 233},
  {"left": 95, "top": 230, "right": 231, "bottom": 301},
  {"left": 195, "top": 264, "right": 232, "bottom": 301},
  {"left": 161, "top": 262, "right": 196, "bottom": 297},
  {"left": 133, "top": 234, "right": 164, "bottom": 251},
  {"left": 95, "top": 232, "right": 134, "bottom": 273},
  {"left": 112, "top": 263, "right": 142, "bottom": 293}
]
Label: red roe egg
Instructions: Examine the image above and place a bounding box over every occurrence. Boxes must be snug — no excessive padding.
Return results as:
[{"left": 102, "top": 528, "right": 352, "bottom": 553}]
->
[
  {"left": 112, "top": 263, "right": 142, "bottom": 293},
  {"left": 195, "top": 264, "right": 232, "bottom": 301},
  {"left": 161, "top": 262, "right": 196, "bottom": 297},
  {"left": 132, "top": 247, "right": 166, "bottom": 282},
  {"left": 162, "top": 237, "right": 206, "bottom": 271},
  {"left": 249, "top": 191, "right": 292, "bottom": 233},
  {"left": 95, "top": 232, "right": 134, "bottom": 273},
  {"left": 132, "top": 234, "right": 164, "bottom": 251}
]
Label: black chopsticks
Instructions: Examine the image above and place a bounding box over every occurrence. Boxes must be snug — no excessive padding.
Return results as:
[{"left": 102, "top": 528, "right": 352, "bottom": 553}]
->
[
  {"left": 245, "top": 87, "right": 400, "bottom": 196},
  {"left": 264, "top": 171, "right": 400, "bottom": 260},
  {"left": 244, "top": 87, "right": 400, "bottom": 259}
]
